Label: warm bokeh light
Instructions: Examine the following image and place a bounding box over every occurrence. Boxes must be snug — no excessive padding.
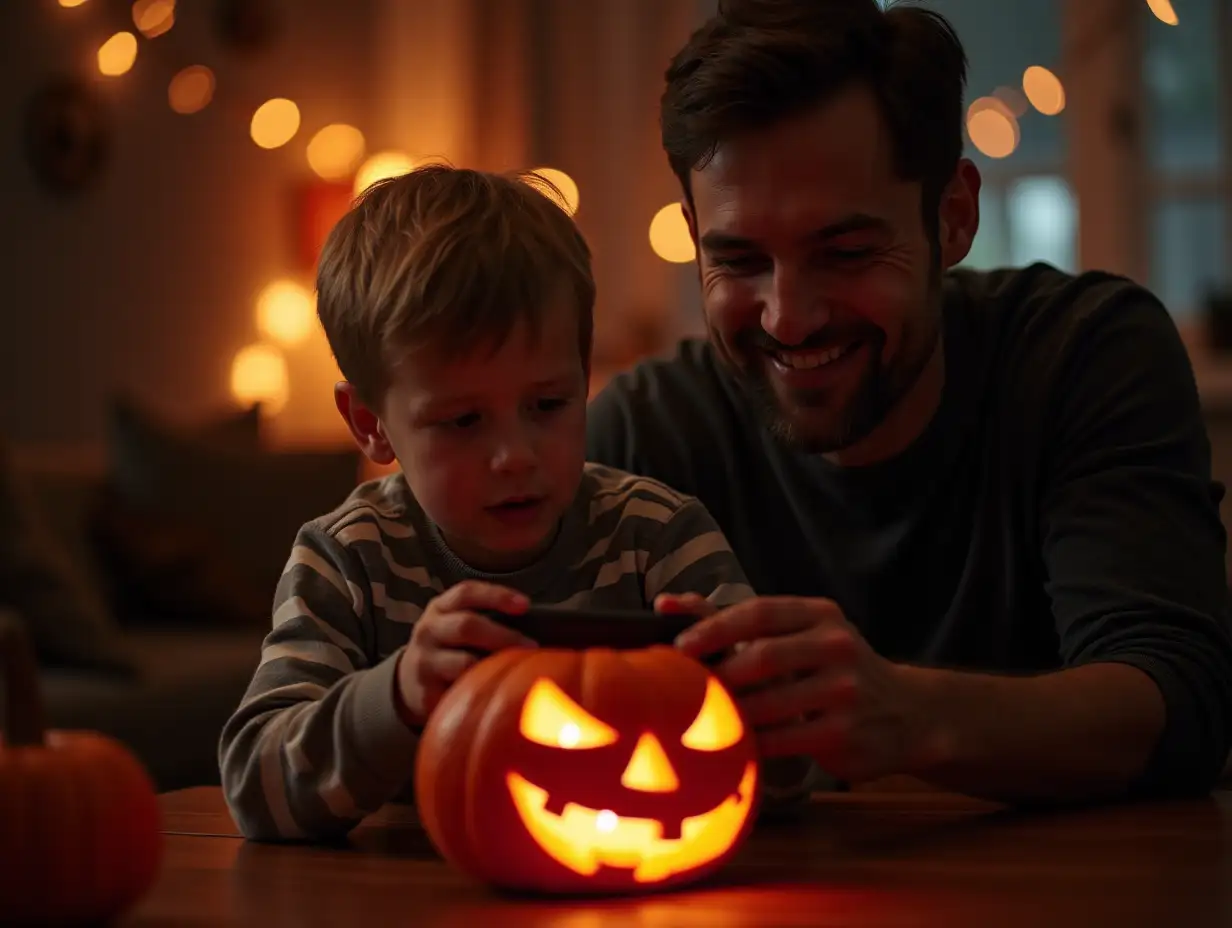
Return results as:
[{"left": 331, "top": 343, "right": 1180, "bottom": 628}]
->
[
  {"left": 132, "top": 0, "right": 175, "bottom": 38},
  {"left": 992, "top": 85, "right": 1029, "bottom": 118},
  {"left": 649, "top": 203, "right": 696, "bottom": 264},
  {"left": 59, "top": 0, "right": 89, "bottom": 7},
  {"left": 966, "top": 96, "right": 1020, "bottom": 159},
  {"left": 967, "top": 95, "right": 1014, "bottom": 123},
  {"left": 353, "top": 151, "right": 415, "bottom": 196},
  {"left": 256, "top": 280, "right": 316, "bottom": 346},
  {"left": 529, "top": 167, "right": 580, "bottom": 215},
  {"left": 1022, "top": 66, "right": 1066, "bottom": 116},
  {"left": 250, "top": 98, "right": 301, "bottom": 150},
  {"left": 1147, "top": 0, "right": 1178, "bottom": 25},
  {"left": 168, "top": 65, "right": 214, "bottom": 115},
  {"left": 97, "top": 32, "right": 138, "bottom": 77},
  {"left": 307, "top": 124, "right": 366, "bottom": 181},
  {"left": 230, "top": 344, "right": 289, "bottom": 414}
]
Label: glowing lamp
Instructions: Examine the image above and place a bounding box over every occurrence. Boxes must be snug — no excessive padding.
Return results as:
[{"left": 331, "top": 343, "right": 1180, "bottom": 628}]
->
[
  {"left": 229, "top": 344, "right": 288, "bottom": 414},
  {"left": 415, "top": 645, "right": 759, "bottom": 894}
]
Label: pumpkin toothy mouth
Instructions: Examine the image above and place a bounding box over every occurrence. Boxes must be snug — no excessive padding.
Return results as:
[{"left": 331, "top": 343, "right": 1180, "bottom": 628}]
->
[{"left": 506, "top": 761, "right": 758, "bottom": 883}]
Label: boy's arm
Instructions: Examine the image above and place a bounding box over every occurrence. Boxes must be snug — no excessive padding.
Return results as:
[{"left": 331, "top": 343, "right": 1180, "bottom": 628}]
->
[
  {"left": 643, "top": 498, "right": 755, "bottom": 608},
  {"left": 218, "top": 525, "right": 418, "bottom": 842}
]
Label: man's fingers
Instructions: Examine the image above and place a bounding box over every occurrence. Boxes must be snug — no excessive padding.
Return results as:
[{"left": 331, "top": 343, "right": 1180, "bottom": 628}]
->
[
  {"left": 756, "top": 712, "right": 850, "bottom": 763},
  {"left": 738, "top": 671, "right": 859, "bottom": 728},
  {"left": 675, "top": 597, "right": 841, "bottom": 658},
  {"left": 716, "top": 626, "right": 857, "bottom": 689}
]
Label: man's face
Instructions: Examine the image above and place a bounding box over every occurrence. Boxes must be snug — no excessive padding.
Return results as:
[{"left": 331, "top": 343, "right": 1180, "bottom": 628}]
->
[
  {"left": 378, "top": 299, "right": 588, "bottom": 572},
  {"left": 688, "top": 86, "right": 954, "bottom": 454}
]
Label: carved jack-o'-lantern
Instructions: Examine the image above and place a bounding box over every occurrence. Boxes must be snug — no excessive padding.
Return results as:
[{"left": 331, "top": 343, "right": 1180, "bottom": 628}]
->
[{"left": 415, "top": 646, "right": 760, "bottom": 894}]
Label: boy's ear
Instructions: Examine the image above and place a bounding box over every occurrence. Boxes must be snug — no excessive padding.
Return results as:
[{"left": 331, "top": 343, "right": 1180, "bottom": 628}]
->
[{"left": 334, "top": 382, "right": 396, "bottom": 465}]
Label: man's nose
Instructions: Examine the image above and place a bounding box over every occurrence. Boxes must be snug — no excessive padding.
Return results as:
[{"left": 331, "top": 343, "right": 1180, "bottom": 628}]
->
[{"left": 760, "top": 265, "right": 831, "bottom": 347}]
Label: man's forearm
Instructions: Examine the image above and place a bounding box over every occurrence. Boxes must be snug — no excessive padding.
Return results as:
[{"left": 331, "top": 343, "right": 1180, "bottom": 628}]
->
[{"left": 893, "top": 661, "right": 1166, "bottom": 805}]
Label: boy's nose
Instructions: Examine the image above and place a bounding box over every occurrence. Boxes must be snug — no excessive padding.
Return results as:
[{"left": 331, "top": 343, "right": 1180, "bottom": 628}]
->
[{"left": 491, "top": 434, "right": 536, "bottom": 473}]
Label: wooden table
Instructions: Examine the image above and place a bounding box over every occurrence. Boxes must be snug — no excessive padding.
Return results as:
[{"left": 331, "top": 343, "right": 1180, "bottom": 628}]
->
[{"left": 122, "top": 785, "right": 1232, "bottom": 927}]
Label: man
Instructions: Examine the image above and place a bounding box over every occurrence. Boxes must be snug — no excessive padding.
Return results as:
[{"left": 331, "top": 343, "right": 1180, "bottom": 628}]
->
[{"left": 587, "top": 0, "right": 1232, "bottom": 803}]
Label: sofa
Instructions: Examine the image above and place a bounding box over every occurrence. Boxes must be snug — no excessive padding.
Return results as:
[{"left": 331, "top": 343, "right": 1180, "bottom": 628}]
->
[{"left": 1, "top": 401, "right": 362, "bottom": 791}]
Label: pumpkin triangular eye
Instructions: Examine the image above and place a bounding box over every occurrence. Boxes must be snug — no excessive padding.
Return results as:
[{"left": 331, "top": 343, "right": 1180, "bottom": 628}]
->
[
  {"left": 680, "top": 677, "right": 743, "bottom": 751},
  {"left": 520, "top": 678, "right": 619, "bottom": 749}
]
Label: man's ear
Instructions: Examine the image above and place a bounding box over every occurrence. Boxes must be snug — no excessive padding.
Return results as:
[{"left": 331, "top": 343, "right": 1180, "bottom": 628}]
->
[
  {"left": 334, "top": 382, "right": 396, "bottom": 465},
  {"left": 937, "top": 158, "right": 982, "bottom": 269}
]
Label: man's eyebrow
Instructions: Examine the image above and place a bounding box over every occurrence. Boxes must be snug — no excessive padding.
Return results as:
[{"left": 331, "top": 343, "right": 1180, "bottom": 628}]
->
[{"left": 699, "top": 213, "right": 892, "bottom": 253}]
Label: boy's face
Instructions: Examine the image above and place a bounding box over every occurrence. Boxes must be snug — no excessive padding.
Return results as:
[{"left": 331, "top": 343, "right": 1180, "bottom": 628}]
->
[{"left": 375, "top": 299, "right": 588, "bottom": 572}]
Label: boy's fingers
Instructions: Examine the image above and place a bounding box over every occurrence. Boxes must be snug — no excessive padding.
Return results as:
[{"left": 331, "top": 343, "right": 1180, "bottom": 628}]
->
[{"left": 434, "top": 580, "right": 529, "bottom": 615}]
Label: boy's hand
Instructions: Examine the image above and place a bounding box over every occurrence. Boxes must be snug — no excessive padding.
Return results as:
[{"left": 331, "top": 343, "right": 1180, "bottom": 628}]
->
[
  {"left": 395, "top": 581, "right": 535, "bottom": 729},
  {"left": 654, "top": 592, "right": 716, "bottom": 619}
]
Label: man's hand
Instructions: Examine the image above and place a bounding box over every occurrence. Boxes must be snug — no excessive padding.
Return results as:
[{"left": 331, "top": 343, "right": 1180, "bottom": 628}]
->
[
  {"left": 395, "top": 581, "right": 536, "bottom": 730},
  {"left": 674, "top": 596, "right": 935, "bottom": 782}
]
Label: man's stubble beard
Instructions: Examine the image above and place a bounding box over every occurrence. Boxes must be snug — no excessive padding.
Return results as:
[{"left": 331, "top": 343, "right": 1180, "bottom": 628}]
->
[{"left": 711, "top": 273, "right": 944, "bottom": 455}]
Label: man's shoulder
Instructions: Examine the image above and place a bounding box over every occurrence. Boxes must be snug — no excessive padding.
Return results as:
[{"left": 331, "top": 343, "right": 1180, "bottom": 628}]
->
[
  {"left": 587, "top": 339, "right": 750, "bottom": 495},
  {"left": 594, "top": 338, "right": 730, "bottom": 412},
  {"left": 949, "top": 262, "right": 1172, "bottom": 348}
]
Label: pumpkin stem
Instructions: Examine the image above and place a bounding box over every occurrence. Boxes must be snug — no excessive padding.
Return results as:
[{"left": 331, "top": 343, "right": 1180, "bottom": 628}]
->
[{"left": 0, "top": 613, "right": 46, "bottom": 747}]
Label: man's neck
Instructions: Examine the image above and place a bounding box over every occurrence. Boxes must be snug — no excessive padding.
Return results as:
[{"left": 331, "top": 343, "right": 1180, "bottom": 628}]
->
[{"left": 824, "top": 333, "right": 946, "bottom": 468}]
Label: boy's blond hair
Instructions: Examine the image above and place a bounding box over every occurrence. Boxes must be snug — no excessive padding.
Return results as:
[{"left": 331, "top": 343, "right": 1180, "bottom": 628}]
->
[{"left": 316, "top": 164, "right": 596, "bottom": 407}]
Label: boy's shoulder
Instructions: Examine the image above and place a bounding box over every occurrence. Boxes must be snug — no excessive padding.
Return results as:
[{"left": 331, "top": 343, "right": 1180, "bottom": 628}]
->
[
  {"left": 579, "top": 461, "right": 698, "bottom": 515},
  {"left": 302, "top": 472, "right": 417, "bottom": 544}
]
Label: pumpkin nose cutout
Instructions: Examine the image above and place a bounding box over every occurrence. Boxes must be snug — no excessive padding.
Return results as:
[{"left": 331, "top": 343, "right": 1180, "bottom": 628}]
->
[{"left": 620, "top": 732, "right": 679, "bottom": 793}]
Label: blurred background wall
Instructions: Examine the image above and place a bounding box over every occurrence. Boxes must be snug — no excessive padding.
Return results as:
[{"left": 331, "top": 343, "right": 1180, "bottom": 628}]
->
[{"left": 0, "top": 0, "right": 1226, "bottom": 452}]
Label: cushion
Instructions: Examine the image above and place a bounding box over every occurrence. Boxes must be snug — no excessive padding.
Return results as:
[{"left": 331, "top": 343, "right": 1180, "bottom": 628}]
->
[
  {"left": 93, "top": 399, "right": 362, "bottom": 627},
  {"left": 0, "top": 439, "right": 133, "bottom": 673}
]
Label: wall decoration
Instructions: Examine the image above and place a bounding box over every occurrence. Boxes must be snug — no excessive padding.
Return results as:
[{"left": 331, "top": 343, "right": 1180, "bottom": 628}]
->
[{"left": 23, "top": 77, "right": 110, "bottom": 197}]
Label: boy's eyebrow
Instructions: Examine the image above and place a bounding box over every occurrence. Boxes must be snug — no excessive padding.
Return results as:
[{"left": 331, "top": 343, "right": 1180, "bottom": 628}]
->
[{"left": 412, "top": 373, "right": 583, "bottom": 413}]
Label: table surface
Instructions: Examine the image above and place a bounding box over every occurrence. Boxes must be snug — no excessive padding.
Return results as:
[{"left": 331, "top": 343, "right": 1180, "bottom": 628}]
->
[{"left": 121, "top": 783, "right": 1232, "bottom": 927}]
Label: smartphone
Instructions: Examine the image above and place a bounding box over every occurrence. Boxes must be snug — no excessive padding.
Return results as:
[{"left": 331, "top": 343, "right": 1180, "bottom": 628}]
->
[{"left": 479, "top": 605, "right": 702, "bottom": 653}]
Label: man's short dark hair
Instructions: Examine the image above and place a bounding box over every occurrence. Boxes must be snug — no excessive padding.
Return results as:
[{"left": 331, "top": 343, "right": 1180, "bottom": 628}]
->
[{"left": 660, "top": 0, "right": 968, "bottom": 225}]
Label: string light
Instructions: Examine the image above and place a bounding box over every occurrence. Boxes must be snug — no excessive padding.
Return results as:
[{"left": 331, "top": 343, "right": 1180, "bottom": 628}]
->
[
  {"left": 132, "top": 0, "right": 175, "bottom": 39},
  {"left": 307, "top": 124, "right": 366, "bottom": 180},
  {"left": 1146, "top": 0, "right": 1178, "bottom": 26},
  {"left": 966, "top": 97, "right": 1020, "bottom": 159},
  {"left": 250, "top": 98, "right": 301, "bottom": 150},
  {"left": 528, "top": 168, "right": 580, "bottom": 215},
  {"left": 1022, "top": 66, "right": 1066, "bottom": 116},
  {"left": 354, "top": 152, "right": 415, "bottom": 196},
  {"left": 255, "top": 280, "right": 316, "bottom": 346},
  {"left": 97, "top": 32, "right": 138, "bottom": 77},
  {"left": 649, "top": 204, "right": 696, "bottom": 263}
]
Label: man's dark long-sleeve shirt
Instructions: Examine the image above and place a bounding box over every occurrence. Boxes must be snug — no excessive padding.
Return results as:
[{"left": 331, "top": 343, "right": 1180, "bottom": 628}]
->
[{"left": 586, "top": 263, "right": 1232, "bottom": 797}]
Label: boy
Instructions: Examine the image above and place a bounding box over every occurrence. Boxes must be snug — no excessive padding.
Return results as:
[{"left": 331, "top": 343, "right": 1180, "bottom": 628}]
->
[{"left": 218, "top": 165, "right": 761, "bottom": 841}]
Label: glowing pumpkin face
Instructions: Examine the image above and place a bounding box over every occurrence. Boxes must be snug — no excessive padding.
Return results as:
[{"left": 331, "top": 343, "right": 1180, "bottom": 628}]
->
[{"left": 415, "top": 646, "right": 760, "bottom": 894}]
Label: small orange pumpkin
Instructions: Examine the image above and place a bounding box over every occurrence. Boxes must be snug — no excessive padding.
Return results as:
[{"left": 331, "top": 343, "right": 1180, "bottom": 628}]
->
[
  {"left": 415, "top": 645, "right": 760, "bottom": 894},
  {"left": 0, "top": 616, "right": 163, "bottom": 925}
]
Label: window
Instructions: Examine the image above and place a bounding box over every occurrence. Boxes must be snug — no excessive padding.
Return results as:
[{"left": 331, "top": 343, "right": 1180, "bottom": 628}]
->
[
  {"left": 925, "top": 0, "right": 1075, "bottom": 272},
  {"left": 1143, "top": 0, "right": 1230, "bottom": 319}
]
